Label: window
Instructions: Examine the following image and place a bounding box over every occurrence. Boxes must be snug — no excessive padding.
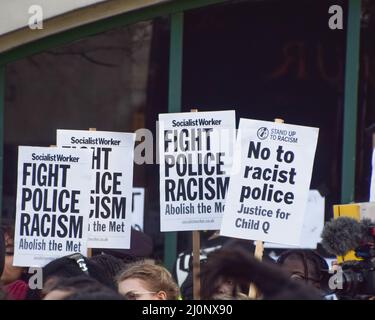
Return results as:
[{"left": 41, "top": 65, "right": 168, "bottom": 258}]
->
[
  {"left": 182, "top": 0, "right": 346, "bottom": 224},
  {"left": 4, "top": 17, "right": 170, "bottom": 259}
]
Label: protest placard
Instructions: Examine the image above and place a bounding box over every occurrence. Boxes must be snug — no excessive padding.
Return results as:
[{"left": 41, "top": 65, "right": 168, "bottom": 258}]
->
[
  {"left": 158, "top": 110, "right": 236, "bottom": 232},
  {"left": 13, "top": 146, "right": 92, "bottom": 267},
  {"left": 57, "top": 130, "right": 135, "bottom": 249},
  {"left": 264, "top": 190, "right": 325, "bottom": 249},
  {"left": 220, "top": 118, "right": 319, "bottom": 246},
  {"left": 132, "top": 188, "right": 145, "bottom": 232}
]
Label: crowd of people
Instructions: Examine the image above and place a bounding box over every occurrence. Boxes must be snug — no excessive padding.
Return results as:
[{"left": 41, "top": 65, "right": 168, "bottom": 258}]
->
[{"left": 0, "top": 219, "right": 341, "bottom": 300}]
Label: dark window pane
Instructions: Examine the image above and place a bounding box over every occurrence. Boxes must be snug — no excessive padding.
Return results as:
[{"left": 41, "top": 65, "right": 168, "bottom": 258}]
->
[{"left": 182, "top": 0, "right": 346, "bottom": 225}]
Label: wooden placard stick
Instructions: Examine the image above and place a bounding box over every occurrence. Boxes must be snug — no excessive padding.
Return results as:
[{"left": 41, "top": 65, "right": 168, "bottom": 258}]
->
[
  {"left": 192, "top": 230, "right": 201, "bottom": 300},
  {"left": 248, "top": 240, "right": 264, "bottom": 299},
  {"left": 190, "top": 109, "right": 201, "bottom": 300},
  {"left": 248, "top": 118, "right": 284, "bottom": 299},
  {"left": 86, "top": 127, "right": 97, "bottom": 258}
]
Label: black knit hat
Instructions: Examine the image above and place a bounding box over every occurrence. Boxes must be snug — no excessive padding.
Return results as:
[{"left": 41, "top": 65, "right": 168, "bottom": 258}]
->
[{"left": 42, "top": 253, "right": 114, "bottom": 289}]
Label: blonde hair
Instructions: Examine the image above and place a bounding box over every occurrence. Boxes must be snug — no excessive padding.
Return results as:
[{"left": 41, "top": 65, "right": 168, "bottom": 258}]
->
[{"left": 116, "top": 263, "right": 180, "bottom": 300}]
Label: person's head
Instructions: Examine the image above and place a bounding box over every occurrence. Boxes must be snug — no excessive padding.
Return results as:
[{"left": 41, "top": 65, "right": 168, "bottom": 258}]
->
[
  {"left": 200, "top": 243, "right": 258, "bottom": 300},
  {"left": 42, "top": 275, "right": 112, "bottom": 300},
  {"left": 42, "top": 253, "right": 114, "bottom": 289},
  {"left": 24, "top": 253, "right": 116, "bottom": 300},
  {"left": 1, "top": 220, "right": 25, "bottom": 285},
  {"left": 89, "top": 254, "right": 125, "bottom": 287},
  {"left": 117, "top": 263, "right": 179, "bottom": 300},
  {"left": 200, "top": 246, "right": 322, "bottom": 300},
  {"left": 210, "top": 276, "right": 237, "bottom": 298},
  {"left": 277, "top": 250, "right": 329, "bottom": 290},
  {"left": 200, "top": 260, "right": 244, "bottom": 299}
]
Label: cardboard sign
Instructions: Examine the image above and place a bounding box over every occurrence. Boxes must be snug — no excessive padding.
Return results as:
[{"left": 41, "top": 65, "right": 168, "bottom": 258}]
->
[
  {"left": 57, "top": 130, "right": 135, "bottom": 249},
  {"left": 132, "top": 188, "right": 145, "bottom": 232},
  {"left": 264, "top": 190, "right": 325, "bottom": 249},
  {"left": 159, "top": 110, "right": 236, "bottom": 231},
  {"left": 220, "top": 119, "right": 319, "bottom": 246},
  {"left": 359, "top": 202, "right": 375, "bottom": 221},
  {"left": 13, "top": 146, "right": 92, "bottom": 267}
]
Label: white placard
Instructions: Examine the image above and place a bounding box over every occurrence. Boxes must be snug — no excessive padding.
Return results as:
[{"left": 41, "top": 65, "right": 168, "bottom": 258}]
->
[
  {"left": 132, "top": 188, "right": 145, "bottom": 232},
  {"left": 220, "top": 119, "right": 319, "bottom": 246},
  {"left": 57, "top": 130, "right": 135, "bottom": 249},
  {"left": 13, "top": 146, "right": 92, "bottom": 267},
  {"left": 159, "top": 110, "right": 236, "bottom": 231},
  {"left": 264, "top": 190, "right": 325, "bottom": 249},
  {"left": 359, "top": 202, "right": 375, "bottom": 222}
]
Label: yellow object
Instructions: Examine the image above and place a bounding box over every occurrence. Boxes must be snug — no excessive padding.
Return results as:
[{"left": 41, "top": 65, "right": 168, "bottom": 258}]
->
[{"left": 333, "top": 204, "right": 361, "bottom": 263}]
